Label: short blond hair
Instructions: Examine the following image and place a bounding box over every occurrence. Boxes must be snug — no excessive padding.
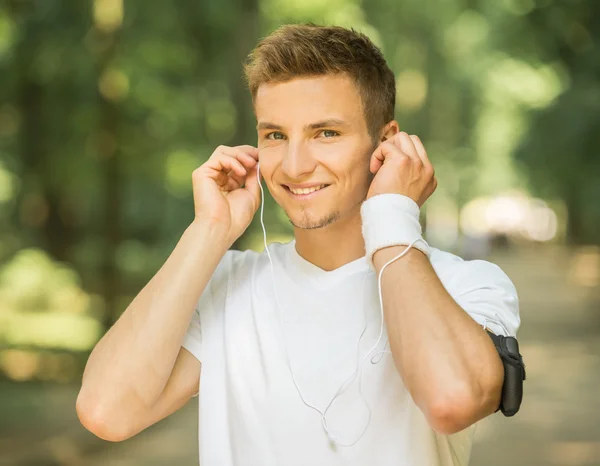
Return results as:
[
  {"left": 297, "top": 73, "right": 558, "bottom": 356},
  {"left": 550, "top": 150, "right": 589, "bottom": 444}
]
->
[{"left": 244, "top": 23, "right": 396, "bottom": 141}]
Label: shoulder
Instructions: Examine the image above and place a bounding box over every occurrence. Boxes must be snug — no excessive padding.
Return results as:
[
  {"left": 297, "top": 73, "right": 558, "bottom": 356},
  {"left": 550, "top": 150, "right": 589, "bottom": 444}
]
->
[
  {"left": 212, "top": 241, "right": 291, "bottom": 283},
  {"left": 212, "top": 248, "right": 257, "bottom": 282},
  {"left": 429, "top": 247, "right": 517, "bottom": 297},
  {"left": 429, "top": 247, "right": 520, "bottom": 336}
]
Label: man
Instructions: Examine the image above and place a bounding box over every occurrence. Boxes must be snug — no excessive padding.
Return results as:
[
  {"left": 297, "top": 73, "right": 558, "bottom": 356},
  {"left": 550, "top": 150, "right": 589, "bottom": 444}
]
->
[{"left": 76, "top": 24, "right": 520, "bottom": 465}]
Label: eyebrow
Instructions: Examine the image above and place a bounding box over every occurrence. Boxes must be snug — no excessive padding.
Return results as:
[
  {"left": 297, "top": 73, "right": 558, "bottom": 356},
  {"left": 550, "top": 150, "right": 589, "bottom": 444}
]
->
[
  {"left": 256, "top": 122, "right": 283, "bottom": 131},
  {"left": 256, "top": 118, "right": 350, "bottom": 131}
]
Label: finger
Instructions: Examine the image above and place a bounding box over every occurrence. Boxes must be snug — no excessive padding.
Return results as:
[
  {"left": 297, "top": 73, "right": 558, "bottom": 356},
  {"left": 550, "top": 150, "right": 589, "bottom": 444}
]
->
[
  {"left": 217, "top": 154, "right": 247, "bottom": 177},
  {"left": 220, "top": 145, "right": 259, "bottom": 163},
  {"left": 410, "top": 135, "right": 435, "bottom": 180},
  {"left": 226, "top": 167, "right": 246, "bottom": 188},
  {"left": 223, "top": 176, "right": 242, "bottom": 191},
  {"left": 218, "top": 149, "right": 258, "bottom": 173},
  {"left": 423, "top": 176, "right": 438, "bottom": 203},
  {"left": 409, "top": 135, "right": 430, "bottom": 164},
  {"left": 243, "top": 165, "right": 262, "bottom": 209},
  {"left": 236, "top": 145, "right": 260, "bottom": 161},
  {"left": 205, "top": 155, "right": 247, "bottom": 189},
  {"left": 370, "top": 141, "right": 402, "bottom": 173},
  {"left": 225, "top": 154, "right": 254, "bottom": 187},
  {"left": 236, "top": 151, "right": 259, "bottom": 169},
  {"left": 255, "top": 161, "right": 263, "bottom": 184},
  {"left": 213, "top": 168, "right": 242, "bottom": 190},
  {"left": 393, "top": 132, "right": 419, "bottom": 161}
]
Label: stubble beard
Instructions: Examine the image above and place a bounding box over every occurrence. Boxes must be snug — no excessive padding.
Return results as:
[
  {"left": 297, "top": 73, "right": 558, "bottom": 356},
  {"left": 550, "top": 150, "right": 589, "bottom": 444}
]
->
[{"left": 287, "top": 207, "right": 340, "bottom": 230}]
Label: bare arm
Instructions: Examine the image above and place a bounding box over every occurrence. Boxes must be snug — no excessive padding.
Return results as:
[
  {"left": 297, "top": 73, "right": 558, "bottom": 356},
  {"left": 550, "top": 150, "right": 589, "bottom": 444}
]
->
[
  {"left": 76, "top": 221, "right": 228, "bottom": 441},
  {"left": 75, "top": 144, "right": 261, "bottom": 441},
  {"left": 364, "top": 132, "right": 506, "bottom": 435},
  {"left": 373, "top": 246, "right": 504, "bottom": 435}
]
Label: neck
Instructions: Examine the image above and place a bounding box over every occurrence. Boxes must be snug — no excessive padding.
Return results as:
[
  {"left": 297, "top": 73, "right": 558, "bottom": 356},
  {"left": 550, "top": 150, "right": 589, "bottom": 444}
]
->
[{"left": 293, "top": 208, "right": 366, "bottom": 272}]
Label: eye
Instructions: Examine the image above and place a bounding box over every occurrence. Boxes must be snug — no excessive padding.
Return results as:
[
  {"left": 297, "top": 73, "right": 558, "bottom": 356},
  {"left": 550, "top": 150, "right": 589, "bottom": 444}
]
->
[
  {"left": 266, "top": 132, "right": 286, "bottom": 140},
  {"left": 320, "top": 130, "right": 339, "bottom": 138}
]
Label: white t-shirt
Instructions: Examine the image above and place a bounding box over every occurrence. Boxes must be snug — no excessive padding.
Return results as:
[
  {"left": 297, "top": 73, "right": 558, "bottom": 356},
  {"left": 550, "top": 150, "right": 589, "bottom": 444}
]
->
[{"left": 182, "top": 240, "right": 520, "bottom": 466}]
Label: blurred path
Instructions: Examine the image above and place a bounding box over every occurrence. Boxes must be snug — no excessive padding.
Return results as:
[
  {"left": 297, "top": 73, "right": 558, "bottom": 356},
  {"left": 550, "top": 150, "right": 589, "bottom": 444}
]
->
[
  {"left": 471, "top": 245, "right": 600, "bottom": 466},
  {"left": 0, "top": 382, "right": 198, "bottom": 466},
  {"left": 1, "top": 245, "right": 599, "bottom": 466}
]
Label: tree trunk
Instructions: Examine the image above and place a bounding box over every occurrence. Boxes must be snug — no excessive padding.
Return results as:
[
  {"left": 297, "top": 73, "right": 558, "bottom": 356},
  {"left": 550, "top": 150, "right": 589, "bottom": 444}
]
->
[
  {"left": 93, "top": 28, "right": 122, "bottom": 330},
  {"left": 13, "top": 2, "right": 72, "bottom": 261}
]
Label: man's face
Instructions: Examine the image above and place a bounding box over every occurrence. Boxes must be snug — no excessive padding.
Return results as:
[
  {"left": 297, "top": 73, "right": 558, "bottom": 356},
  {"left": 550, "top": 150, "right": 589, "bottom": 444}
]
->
[{"left": 255, "top": 74, "right": 376, "bottom": 230}]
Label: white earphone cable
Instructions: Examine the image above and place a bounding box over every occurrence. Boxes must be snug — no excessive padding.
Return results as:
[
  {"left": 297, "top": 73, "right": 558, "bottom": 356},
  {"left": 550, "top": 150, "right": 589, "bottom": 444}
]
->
[{"left": 255, "top": 163, "right": 427, "bottom": 446}]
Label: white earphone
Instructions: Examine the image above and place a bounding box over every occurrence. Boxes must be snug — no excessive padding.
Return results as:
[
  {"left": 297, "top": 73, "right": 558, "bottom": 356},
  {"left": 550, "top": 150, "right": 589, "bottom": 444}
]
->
[{"left": 254, "top": 161, "right": 424, "bottom": 446}]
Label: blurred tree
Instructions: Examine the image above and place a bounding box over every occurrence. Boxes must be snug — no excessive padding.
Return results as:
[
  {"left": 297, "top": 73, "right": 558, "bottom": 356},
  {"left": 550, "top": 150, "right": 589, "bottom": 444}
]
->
[
  {"left": 0, "top": 0, "right": 598, "bottom": 360},
  {"left": 92, "top": 1, "right": 123, "bottom": 329},
  {"left": 9, "top": 1, "right": 90, "bottom": 262},
  {"left": 513, "top": 0, "right": 600, "bottom": 245}
]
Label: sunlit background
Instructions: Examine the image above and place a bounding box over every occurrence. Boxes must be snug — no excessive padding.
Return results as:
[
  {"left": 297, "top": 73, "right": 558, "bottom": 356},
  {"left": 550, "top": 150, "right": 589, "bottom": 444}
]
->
[{"left": 1, "top": 0, "right": 599, "bottom": 465}]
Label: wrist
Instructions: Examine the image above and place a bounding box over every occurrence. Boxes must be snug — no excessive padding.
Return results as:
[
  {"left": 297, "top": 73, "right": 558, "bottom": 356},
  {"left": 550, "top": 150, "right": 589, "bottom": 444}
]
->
[
  {"left": 361, "top": 193, "right": 431, "bottom": 270},
  {"left": 185, "top": 220, "right": 231, "bottom": 253}
]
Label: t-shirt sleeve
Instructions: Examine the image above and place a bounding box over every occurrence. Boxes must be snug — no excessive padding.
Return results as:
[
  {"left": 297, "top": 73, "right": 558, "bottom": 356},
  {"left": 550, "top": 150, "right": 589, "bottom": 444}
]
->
[
  {"left": 181, "top": 296, "right": 209, "bottom": 363},
  {"left": 452, "top": 260, "right": 521, "bottom": 337}
]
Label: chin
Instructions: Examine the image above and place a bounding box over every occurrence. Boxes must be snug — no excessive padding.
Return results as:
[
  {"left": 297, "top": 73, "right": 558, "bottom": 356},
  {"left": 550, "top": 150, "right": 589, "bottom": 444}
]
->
[{"left": 288, "top": 210, "right": 340, "bottom": 230}]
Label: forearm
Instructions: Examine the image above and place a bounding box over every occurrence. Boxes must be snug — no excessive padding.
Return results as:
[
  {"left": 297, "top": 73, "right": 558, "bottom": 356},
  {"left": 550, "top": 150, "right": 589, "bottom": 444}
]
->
[
  {"left": 374, "top": 246, "right": 503, "bottom": 431},
  {"left": 79, "top": 221, "right": 228, "bottom": 417}
]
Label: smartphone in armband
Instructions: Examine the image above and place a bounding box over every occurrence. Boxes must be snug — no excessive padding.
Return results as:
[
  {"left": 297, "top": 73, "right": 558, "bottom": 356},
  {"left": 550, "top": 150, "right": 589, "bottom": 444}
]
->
[{"left": 486, "top": 330, "right": 526, "bottom": 417}]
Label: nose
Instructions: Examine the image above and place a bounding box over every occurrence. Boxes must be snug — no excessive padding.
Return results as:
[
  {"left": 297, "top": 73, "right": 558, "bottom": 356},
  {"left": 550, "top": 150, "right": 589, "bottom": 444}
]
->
[{"left": 280, "top": 140, "right": 315, "bottom": 179}]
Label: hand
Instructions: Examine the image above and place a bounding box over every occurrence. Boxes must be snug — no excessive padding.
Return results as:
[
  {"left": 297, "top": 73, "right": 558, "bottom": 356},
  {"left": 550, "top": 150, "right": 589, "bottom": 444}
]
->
[
  {"left": 192, "top": 145, "right": 261, "bottom": 247},
  {"left": 366, "top": 132, "right": 437, "bottom": 207}
]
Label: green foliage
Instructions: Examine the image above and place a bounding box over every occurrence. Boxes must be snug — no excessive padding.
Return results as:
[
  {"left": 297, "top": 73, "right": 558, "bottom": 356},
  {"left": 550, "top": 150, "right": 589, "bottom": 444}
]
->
[
  {"left": 0, "top": 0, "right": 597, "bottom": 360},
  {"left": 0, "top": 248, "right": 102, "bottom": 352}
]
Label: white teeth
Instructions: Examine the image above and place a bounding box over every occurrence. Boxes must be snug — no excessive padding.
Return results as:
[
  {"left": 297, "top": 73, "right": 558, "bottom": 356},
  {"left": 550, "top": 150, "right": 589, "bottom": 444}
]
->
[{"left": 289, "top": 185, "right": 325, "bottom": 195}]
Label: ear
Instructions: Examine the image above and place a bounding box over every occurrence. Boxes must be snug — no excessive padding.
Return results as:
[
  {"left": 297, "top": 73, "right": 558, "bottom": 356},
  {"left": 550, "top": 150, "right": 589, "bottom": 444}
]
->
[{"left": 380, "top": 120, "right": 400, "bottom": 142}]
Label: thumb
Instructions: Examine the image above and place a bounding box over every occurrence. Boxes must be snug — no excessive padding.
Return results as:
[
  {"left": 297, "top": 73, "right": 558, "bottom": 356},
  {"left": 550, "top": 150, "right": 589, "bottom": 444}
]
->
[{"left": 244, "top": 164, "right": 262, "bottom": 211}]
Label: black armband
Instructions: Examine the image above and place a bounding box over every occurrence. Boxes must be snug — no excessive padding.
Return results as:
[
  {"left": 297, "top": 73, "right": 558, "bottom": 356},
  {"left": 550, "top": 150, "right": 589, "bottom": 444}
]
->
[{"left": 486, "top": 330, "right": 526, "bottom": 417}]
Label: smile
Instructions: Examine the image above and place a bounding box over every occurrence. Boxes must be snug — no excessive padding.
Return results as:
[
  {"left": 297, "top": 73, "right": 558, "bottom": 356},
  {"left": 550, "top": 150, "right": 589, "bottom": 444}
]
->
[{"left": 284, "top": 184, "right": 330, "bottom": 199}]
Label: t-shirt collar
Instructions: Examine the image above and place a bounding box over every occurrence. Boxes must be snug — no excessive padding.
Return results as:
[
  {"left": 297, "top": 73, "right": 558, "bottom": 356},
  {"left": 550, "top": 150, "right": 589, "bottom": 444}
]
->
[{"left": 285, "top": 239, "right": 370, "bottom": 287}]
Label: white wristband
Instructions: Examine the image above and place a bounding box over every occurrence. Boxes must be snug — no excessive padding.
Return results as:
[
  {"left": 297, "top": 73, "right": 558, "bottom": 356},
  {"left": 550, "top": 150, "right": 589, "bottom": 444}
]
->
[{"left": 360, "top": 194, "right": 431, "bottom": 269}]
